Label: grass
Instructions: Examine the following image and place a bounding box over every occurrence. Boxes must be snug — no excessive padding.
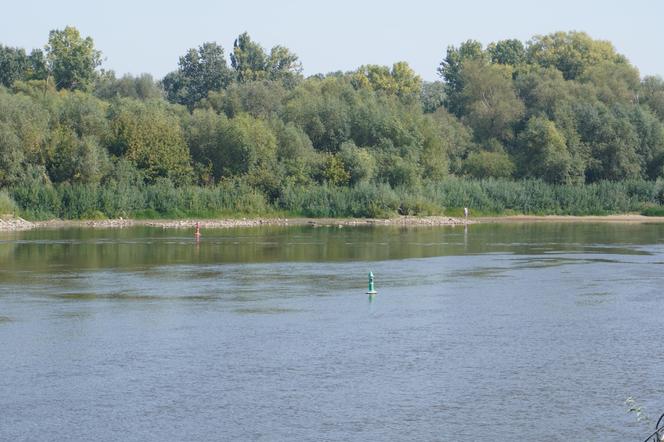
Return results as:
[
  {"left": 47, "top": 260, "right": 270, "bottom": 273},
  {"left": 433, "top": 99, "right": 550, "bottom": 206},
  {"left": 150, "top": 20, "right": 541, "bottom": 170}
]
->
[{"left": 6, "top": 178, "right": 664, "bottom": 221}]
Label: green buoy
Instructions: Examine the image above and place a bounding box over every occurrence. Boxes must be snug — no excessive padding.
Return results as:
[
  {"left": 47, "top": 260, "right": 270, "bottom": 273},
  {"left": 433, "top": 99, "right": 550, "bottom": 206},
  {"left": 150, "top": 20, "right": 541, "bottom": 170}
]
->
[{"left": 367, "top": 271, "right": 377, "bottom": 295}]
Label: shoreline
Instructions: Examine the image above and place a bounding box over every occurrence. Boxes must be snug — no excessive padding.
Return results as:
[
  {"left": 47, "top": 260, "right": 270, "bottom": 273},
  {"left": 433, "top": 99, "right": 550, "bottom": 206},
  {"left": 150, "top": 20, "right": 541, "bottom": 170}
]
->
[
  {"left": 477, "top": 214, "right": 664, "bottom": 223},
  {"left": 2, "top": 214, "right": 664, "bottom": 232},
  {"left": 0, "top": 215, "right": 471, "bottom": 232}
]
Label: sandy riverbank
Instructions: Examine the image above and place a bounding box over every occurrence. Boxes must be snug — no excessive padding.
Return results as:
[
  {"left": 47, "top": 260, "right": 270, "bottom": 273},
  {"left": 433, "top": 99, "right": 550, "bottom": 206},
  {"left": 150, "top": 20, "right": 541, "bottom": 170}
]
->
[
  {"left": 476, "top": 214, "right": 664, "bottom": 223},
  {"left": 3, "top": 214, "right": 664, "bottom": 232}
]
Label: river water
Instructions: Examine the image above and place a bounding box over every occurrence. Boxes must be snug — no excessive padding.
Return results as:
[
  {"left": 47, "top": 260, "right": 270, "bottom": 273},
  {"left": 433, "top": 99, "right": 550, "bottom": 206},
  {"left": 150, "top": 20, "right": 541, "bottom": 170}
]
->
[{"left": 1, "top": 223, "right": 664, "bottom": 441}]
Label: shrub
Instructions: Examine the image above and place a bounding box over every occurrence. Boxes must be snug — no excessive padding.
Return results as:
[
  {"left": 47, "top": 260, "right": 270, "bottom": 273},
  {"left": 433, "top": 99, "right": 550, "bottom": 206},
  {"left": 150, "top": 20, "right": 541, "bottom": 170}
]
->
[
  {"left": 642, "top": 206, "right": 664, "bottom": 217},
  {"left": 0, "top": 190, "right": 17, "bottom": 215}
]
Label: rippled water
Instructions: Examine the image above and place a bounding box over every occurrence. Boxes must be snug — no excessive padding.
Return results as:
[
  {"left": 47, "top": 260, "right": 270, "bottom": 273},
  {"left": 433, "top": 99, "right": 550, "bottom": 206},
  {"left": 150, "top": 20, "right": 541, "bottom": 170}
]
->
[{"left": 1, "top": 223, "right": 664, "bottom": 441}]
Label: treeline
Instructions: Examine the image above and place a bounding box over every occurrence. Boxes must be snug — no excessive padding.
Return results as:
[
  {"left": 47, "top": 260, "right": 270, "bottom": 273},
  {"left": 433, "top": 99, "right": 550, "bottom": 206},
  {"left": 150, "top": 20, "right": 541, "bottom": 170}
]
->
[{"left": 2, "top": 27, "right": 664, "bottom": 219}]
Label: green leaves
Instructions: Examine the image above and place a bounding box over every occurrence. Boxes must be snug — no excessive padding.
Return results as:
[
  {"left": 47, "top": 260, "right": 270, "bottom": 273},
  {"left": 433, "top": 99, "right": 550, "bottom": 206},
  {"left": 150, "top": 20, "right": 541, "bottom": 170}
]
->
[
  {"left": 231, "top": 33, "right": 302, "bottom": 86},
  {"left": 352, "top": 62, "right": 422, "bottom": 100},
  {"left": 458, "top": 59, "right": 524, "bottom": 142},
  {"left": 45, "top": 26, "right": 101, "bottom": 91},
  {"left": 185, "top": 109, "right": 278, "bottom": 182},
  {"left": 527, "top": 31, "right": 624, "bottom": 80},
  {"left": 231, "top": 33, "right": 268, "bottom": 83},
  {"left": 3, "top": 26, "right": 664, "bottom": 217},
  {"left": 0, "top": 45, "right": 47, "bottom": 87},
  {"left": 515, "top": 116, "right": 572, "bottom": 183},
  {"left": 487, "top": 39, "right": 526, "bottom": 67},
  {"left": 163, "top": 42, "right": 232, "bottom": 108},
  {"left": 108, "top": 99, "right": 192, "bottom": 185}
]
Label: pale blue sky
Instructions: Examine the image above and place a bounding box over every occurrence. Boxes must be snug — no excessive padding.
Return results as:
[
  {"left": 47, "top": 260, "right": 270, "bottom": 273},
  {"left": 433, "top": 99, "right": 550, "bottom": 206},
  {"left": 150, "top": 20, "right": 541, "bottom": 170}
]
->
[{"left": 1, "top": 0, "right": 661, "bottom": 81}]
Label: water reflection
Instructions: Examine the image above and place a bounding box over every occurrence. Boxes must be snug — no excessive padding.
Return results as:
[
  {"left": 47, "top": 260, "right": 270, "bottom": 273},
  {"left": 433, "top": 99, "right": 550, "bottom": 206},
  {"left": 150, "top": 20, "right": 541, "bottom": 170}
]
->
[{"left": 1, "top": 223, "right": 661, "bottom": 274}]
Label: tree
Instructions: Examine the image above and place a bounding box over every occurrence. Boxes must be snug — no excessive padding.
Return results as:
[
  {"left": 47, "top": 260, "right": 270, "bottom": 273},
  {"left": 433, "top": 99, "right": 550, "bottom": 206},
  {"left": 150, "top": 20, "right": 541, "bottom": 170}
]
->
[
  {"left": 421, "top": 81, "right": 446, "bottom": 113},
  {"left": 630, "top": 106, "right": 664, "bottom": 179},
  {"left": 282, "top": 76, "right": 352, "bottom": 152},
  {"left": 55, "top": 91, "right": 109, "bottom": 140},
  {"left": 45, "top": 26, "right": 102, "bottom": 91},
  {"left": 230, "top": 33, "right": 302, "bottom": 86},
  {"left": 163, "top": 42, "right": 232, "bottom": 107},
  {"left": 203, "top": 80, "right": 286, "bottom": 118},
  {"left": 512, "top": 66, "right": 589, "bottom": 174},
  {"left": 186, "top": 109, "right": 278, "bottom": 180},
  {"left": 267, "top": 45, "right": 302, "bottom": 87},
  {"left": 184, "top": 108, "right": 227, "bottom": 183},
  {"left": 458, "top": 59, "right": 525, "bottom": 142},
  {"left": 417, "top": 114, "right": 450, "bottom": 180},
  {"left": 640, "top": 76, "right": 664, "bottom": 121},
  {"left": 437, "top": 39, "right": 486, "bottom": 115},
  {"left": 352, "top": 62, "right": 421, "bottom": 99},
  {"left": 430, "top": 107, "right": 475, "bottom": 175},
  {"left": 0, "top": 45, "right": 47, "bottom": 87},
  {"left": 391, "top": 62, "right": 422, "bottom": 99},
  {"left": 487, "top": 39, "right": 526, "bottom": 67},
  {"left": 338, "top": 141, "right": 376, "bottom": 184},
  {"left": 526, "top": 31, "right": 624, "bottom": 80},
  {"left": 514, "top": 66, "right": 574, "bottom": 118},
  {"left": 318, "top": 154, "right": 349, "bottom": 186},
  {"left": 94, "top": 71, "right": 163, "bottom": 100},
  {"left": 231, "top": 32, "right": 268, "bottom": 83},
  {"left": 0, "top": 46, "right": 29, "bottom": 88},
  {"left": 574, "top": 103, "right": 641, "bottom": 181},
  {"left": 581, "top": 61, "right": 640, "bottom": 105},
  {"left": 463, "top": 150, "right": 515, "bottom": 179},
  {"left": 46, "top": 128, "right": 109, "bottom": 184},
  {"left": 221, "top": 113, "right": 278, "bottom": 176},
  {"left": 0, "top": 88, "right": 49, "bottom": 182},
  {"left": 271, "top": 120, "right": 317, "bottom": 185},
  {"left": 108, "top": 99, "right": 192, "bottom": 184},
  {"left": 27, "top": 49, "right": 48, "bottom": 81},
  {"left": 0, "top": 122, "right": 21, "bottom": 186},
  {"left": 515, "top": 116, "right": 573, "bottom": 183},
  {"left": 272, "top": 120, "right": 315, "bottom": 162},
  {"left": 377, "top": 150, "right": 421, "bottom": 187}
]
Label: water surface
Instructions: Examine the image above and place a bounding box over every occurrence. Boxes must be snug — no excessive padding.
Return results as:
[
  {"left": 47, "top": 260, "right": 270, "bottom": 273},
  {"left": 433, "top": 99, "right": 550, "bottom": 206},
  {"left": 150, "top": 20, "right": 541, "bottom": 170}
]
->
[{"left": 1, "top": 223, "right": 663, "bottom": 441}]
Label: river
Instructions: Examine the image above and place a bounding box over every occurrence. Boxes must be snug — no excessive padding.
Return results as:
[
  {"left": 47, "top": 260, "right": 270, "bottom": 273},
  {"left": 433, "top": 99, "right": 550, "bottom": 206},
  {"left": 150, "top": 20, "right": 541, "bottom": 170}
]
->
[{"left": 1, "top": 223, "right": 663, "bottom": 441}]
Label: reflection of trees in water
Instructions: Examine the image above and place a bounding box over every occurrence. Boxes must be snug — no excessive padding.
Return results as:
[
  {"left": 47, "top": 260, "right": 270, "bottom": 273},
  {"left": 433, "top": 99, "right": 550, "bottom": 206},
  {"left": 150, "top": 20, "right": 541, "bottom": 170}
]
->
[{"left": 0, "top": 224, "right": 661, "bottom": 278}]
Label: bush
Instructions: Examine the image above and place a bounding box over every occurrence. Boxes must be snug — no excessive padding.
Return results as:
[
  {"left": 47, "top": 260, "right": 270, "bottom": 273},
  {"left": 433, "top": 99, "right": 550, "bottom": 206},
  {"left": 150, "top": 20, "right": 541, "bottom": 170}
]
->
[
  {"left": 0, "top": 190, "right": 17, "bottom": 215},
  {"left": 642, "top": 206, "right": 664, "bottom": 216}
]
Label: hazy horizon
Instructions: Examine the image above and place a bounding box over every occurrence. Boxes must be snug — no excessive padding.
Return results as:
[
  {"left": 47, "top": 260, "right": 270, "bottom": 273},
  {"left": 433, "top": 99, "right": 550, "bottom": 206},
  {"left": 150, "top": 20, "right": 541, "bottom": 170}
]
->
[{"left": 1, "top": 0, "right": 662, "bottom": 81}]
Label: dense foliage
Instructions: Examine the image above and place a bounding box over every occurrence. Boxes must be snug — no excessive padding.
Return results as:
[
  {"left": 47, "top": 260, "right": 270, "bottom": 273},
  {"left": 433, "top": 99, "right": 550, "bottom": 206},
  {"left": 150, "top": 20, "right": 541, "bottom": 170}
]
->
[{"left": 2, "top": 27, "right": 664, "bottom": 218}]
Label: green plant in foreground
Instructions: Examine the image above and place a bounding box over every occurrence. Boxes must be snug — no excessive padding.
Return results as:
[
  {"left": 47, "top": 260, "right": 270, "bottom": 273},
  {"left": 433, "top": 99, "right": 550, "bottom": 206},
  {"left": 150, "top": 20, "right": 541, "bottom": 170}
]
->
[{"left": 626, "top": 396, "right": 650, "bottom": 424}]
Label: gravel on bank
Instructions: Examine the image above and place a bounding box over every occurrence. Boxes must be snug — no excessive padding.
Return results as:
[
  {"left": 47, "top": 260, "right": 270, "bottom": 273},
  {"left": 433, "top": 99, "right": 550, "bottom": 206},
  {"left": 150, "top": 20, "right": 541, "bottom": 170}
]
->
[
  {"left": 5, "top": 214, "right": 664, "bottom": 232},
  {"left": 0, "top": 215, "right": 471, "bottom": 231},
  {"left": 0, "top": 216, "right": 34, "bottom": 231}
]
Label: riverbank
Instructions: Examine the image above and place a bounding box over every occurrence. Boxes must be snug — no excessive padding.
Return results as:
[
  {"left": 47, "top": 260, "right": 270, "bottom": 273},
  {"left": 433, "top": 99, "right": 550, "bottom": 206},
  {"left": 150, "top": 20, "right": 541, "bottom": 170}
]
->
[
  {"left": 477, "top": 214, "right": 664, "bottom": 223},
  {"left": 4, "top": 214, "right": 664, "bottom": 232},
  {"left": 0, "top": 215, "right": 471, "bottom": 231},
  {"left": 0, "top": 216, "right": 34, "bottom": 231}
]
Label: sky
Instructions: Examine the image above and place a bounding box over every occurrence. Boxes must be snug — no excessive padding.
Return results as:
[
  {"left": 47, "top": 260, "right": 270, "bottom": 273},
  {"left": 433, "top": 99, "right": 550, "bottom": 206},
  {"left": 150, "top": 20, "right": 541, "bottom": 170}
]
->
[{"left": 1, "top": 0, "right": 662, "bottom": 81}]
